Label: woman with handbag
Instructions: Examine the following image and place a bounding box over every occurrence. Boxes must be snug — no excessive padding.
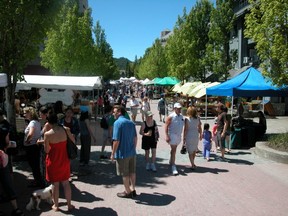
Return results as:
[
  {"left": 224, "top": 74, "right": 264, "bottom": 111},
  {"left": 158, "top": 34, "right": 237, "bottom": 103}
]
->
[
  {"left": 44, "top": 113, "right": 75, "bottom": 212},
  {"left": 183, "top": 106, "right": 202, "bottom": 170}
]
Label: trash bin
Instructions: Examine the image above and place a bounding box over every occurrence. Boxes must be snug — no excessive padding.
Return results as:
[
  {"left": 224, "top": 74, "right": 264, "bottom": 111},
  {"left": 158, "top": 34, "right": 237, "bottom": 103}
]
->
[
  {"left": 230, "top": 128, "right": 242, "bottom": 149},
  {"left": 241, "top": 126, "right": 256, "bottom": 147}
]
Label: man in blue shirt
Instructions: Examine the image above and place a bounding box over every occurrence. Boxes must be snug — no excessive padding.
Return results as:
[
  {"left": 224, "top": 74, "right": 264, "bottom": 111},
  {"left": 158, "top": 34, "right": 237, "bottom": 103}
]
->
[{"left": 111, "top": 105, "right": 137, "bottom": 198}]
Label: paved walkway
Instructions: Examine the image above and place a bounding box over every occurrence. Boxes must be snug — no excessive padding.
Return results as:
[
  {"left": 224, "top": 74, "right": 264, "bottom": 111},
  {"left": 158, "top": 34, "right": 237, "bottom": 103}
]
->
[{"left": 1, "top": 99, "right": 288, "bottom": 216}]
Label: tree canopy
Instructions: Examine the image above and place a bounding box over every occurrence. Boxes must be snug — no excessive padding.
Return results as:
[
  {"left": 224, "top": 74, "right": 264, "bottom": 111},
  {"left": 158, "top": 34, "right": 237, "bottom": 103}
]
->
[
  {"left": 137, "top": 39, "right": 168, "bottom": 79},
  {"left": 245, "top": 0, "right": 288, "bottom": 86},
  {"left": 0, "top": 0, "right": 62, "bottom": 125},
  {"left": 41, "top": 2, "right": 117, "bottom": 80},
  {"left": 206, "top": 0, "right": 235, "bottom": 80}
]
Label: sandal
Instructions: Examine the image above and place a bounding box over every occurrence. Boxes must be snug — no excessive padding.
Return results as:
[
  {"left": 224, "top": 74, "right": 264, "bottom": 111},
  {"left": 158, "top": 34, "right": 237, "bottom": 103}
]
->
[
  {"left": 11, "top": 208, "right": 25, "bottom": 216},
  {"left": 191, "top": 164, "right": 197, "bottom": 170},
  {"left": 52, "top": 205, "right": 59, "bottom": 212},
  {"left": 68, "top": 205, "right": 75, "bottom": 212}
]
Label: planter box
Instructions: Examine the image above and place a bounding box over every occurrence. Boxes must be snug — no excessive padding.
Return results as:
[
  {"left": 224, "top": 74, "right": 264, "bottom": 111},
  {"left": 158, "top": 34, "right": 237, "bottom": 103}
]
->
[{"left": 271, "top": 103, "right": 285, "bottom": 116}]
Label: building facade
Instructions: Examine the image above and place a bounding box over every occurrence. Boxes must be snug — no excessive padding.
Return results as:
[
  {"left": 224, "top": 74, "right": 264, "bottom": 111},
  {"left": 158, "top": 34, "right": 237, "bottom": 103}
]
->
[
  {"left": 229, "top": 0, "right": 259, "bottom": 69},
  {"left": 24, "top": 0, "right": 89, "bottom": 75}
]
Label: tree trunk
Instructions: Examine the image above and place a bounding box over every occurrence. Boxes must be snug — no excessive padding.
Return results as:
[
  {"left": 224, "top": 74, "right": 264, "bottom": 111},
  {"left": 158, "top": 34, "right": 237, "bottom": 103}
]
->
[{"left": 5, "top": 83, "right": 16, "bottom": 129}]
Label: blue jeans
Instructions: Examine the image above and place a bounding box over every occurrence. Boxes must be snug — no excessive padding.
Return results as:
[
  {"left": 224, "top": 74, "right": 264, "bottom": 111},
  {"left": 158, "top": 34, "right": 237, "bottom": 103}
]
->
[{"left": 203, "top": 143, "right": 211, "bottom": 158}]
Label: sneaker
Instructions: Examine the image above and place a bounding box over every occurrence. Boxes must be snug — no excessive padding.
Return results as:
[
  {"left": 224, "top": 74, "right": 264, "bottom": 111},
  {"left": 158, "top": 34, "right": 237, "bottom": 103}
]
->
[
  {"left": 150, "top": 163, "right": 157, "bottom": 172},
  {"left": 117, "top": 191, "right": 133, "bottom": 198},
  {"left": 171, "top": 165, "right": 178, "bottom": 175},
  {"left": 146, "top": 163, "right": 150, "bottom": 171}
]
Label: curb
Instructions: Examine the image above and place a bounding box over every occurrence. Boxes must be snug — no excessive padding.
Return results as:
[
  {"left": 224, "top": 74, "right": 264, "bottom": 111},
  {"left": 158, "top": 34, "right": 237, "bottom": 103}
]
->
[{"left": 254, "top": 141, "right": 288, "bottom": 164}]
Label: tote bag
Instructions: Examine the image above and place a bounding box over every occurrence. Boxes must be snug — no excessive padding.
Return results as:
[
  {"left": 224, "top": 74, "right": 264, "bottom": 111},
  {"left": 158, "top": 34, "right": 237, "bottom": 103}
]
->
[{"left": 63, "top": 127, "right": 78, "bottom": 160}]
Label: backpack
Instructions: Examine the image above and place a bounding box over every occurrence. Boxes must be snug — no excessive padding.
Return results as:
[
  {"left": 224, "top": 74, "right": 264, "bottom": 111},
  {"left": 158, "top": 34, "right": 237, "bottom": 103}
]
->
[
  {"left": 158, "top": 99, "right": 165, "bottom": 108},
  {"left": 100, "top": 115, "right": 109, "bottom": 129}
]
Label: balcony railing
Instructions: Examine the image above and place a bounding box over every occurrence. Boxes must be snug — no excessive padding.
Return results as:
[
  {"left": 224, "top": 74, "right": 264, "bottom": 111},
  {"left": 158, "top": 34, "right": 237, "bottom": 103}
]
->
[{"left": 233, "top": 0, "right": 250, "bottom": 13}]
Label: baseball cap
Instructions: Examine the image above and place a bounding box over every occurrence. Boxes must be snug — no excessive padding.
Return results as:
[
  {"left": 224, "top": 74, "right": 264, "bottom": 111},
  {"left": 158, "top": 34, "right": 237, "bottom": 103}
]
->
[
  {"left": 146, "top": 111, "right": 153, "bottom": 116},
  {"left": 174, "top": 103, "right": 182, "bottom": 108}
]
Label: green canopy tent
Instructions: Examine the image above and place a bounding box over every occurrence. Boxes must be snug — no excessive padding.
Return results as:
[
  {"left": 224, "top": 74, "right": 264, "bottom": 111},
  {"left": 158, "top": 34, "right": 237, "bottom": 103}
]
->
[{"left": 155, "top": 77, "right": 180, "bottom": 86}]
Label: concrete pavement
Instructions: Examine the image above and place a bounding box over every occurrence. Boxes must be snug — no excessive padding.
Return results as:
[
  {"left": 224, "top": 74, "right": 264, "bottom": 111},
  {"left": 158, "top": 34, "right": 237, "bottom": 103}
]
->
[{"left": 1, "top": 99, "right": 288, "bottom": 216}]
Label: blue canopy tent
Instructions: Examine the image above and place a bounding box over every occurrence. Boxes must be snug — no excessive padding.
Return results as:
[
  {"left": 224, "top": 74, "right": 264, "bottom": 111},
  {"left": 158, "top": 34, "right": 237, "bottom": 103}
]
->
[
  {"left": 206, "top": 67, "right": 286, "bottom": 97},
  {"left": 205, "top": 67, "right": 287, "bottom": 118}
]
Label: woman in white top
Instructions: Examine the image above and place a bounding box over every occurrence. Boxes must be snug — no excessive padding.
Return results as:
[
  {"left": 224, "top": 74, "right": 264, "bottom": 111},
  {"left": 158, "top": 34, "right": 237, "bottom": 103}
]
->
[
  {"left": 23, "top": 107, "right": 44, "bottom": 187},
  {"left": 183, "top": 106, "right": 202, "bottom": 170},
  {"left": 130, "top": 96, "right": 139, "bottom": 122},
  {"left": 165, "top": 103, "right": 184, "bottom": 175},
  {"left": 140, "top": 97, "right": 150, "bottom": 121}
]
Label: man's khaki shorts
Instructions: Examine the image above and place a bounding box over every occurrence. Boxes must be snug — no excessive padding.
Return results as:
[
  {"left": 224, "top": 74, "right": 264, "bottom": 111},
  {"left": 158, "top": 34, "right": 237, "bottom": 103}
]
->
[{"left": 116, "top": 156, "right": 136, "bottom": 176}]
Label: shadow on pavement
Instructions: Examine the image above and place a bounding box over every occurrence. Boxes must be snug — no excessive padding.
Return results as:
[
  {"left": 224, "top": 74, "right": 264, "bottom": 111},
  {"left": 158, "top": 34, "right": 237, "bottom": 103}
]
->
[
  {"left": 71, "top": 152, "right": 171, "bottom": 190},
  {"left": 134, "top": 192, "right": 175, "bottom": 206},
  {"left": 228, "top": 151, "right": 252, "bottom": 156},
  {"left": 181, "top": 166, "right": 229, "bottom": 174},
  {"left": 72, "top": 207, "right": 118, "bottom": 216},
  {"left": 70, "top": 183, "right": 103, "bottom": 203},
  {"left": 227, "top": 158, "right": 254, "bottom": 165}
]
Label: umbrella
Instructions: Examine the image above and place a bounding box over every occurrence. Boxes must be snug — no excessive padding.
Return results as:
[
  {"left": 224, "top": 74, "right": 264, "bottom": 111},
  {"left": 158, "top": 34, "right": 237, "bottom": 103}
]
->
[
  {"left": 172, "top": 83, "right": 182, "bottom": 92},
  {"left": 187, "top": 82, "right": 211, "bottom": 97},
  {"left": 141, "top": 78, "right": 151, "bottom": 85},
  {"left": 177, "top": 82, "right": 201, "bottom": 95},
  {"left": 193, "top": 82, "right": 220, "bottom": 98}
]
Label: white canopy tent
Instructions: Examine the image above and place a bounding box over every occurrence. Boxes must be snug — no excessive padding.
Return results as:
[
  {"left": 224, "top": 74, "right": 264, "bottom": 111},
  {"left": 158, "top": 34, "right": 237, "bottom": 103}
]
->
[{"left": 16, "top": 75, "right": 102, "bottom": 91}]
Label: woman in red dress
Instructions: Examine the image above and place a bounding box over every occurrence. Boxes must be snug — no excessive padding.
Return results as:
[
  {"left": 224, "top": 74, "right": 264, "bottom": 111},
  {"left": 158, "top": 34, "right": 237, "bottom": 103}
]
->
[{"left": 44, "top": 113, "right": 75, "bottom": 212}]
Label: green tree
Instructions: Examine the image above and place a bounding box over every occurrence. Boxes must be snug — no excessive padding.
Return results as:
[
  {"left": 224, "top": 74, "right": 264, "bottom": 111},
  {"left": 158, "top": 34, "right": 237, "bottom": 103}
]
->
[
  {"left": 165, "top": 28, "right": 188, "bottom": 82},
  {"left": 93, "top": 21, "right": 118, "bottom": 80},
  {"left": 165, "top": 8, "right": 188, "bottom": 82},
  {"left": 41, "top": 2, "right": 95, "bottom": 75},
  {"left": 0, "top": 0, "right": 62, "bottom": 126},
  {"left": 137, "top": 39, "right": 168, "bottom": 79},
  {"left": 185, "top": 0, "right": 213, "bottom": 81},
  {"left": 245, "top": 0, "right": 288, "bottom": 86},
  {"left": 166, "top": 0, "right": 213, "bottom": 82},
  {"left": 206, "top": 0, "right": 235, "bottom": 80}
]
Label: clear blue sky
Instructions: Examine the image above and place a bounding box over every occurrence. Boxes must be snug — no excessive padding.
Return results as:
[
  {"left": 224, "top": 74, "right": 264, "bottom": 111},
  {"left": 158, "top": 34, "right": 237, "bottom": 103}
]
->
[{"left": 90, "top": 0, "right": 200, "bottom": 61}]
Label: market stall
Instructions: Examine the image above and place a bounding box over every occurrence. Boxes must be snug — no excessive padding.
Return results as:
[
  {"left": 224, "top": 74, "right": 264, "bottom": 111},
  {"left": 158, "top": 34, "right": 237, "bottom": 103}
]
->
[
  {"left": 16, "top": 75, "right": 102, "bottom": 91},
  {"left": 206, "top": 67, "right": 288, "bottom": 148},
  {"left": 16, "top": 75, "right": 103, "bottom": 114}
]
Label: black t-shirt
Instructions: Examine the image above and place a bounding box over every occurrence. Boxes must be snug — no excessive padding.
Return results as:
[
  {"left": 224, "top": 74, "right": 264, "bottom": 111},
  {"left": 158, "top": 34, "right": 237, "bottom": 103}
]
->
[
  {"left": 0, "top": 119, "right": 10, "bottom": 150},
  {"left": 217, "top": 112, "right": 227, "bottom": 132}
]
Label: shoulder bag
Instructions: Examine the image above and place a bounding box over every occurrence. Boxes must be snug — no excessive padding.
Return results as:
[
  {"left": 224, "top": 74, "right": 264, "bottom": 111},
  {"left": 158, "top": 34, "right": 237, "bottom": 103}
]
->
[{"left": 64, "top": 127, "right": 78, "bottom": 160}]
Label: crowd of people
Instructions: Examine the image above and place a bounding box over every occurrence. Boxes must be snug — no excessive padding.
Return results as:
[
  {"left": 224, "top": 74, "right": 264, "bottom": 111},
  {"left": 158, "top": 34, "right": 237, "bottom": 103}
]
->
[{"left": 0, "top": 86, "right": 268, "bottom": 214}]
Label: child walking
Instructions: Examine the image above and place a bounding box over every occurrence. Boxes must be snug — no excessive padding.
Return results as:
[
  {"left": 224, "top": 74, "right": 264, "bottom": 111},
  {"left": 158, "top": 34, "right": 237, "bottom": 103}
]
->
[
  {"left": 202, "top": 123, "right": 212, "bottom": 161},
  {"left": 212, "top": 117, "right": 218, "bottom": 152}
]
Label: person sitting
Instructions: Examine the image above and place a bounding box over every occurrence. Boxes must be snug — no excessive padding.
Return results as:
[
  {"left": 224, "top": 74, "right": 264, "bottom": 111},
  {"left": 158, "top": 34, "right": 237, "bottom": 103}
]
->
[{"left": 257, "top": 111, "right": 266, "bottom": 139}]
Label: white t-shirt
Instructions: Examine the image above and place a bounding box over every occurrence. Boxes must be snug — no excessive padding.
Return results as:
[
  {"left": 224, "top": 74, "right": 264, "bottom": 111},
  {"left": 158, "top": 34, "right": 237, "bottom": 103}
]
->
[{"left": 24, "top": 120, "right": 41, "bottom": 146}]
